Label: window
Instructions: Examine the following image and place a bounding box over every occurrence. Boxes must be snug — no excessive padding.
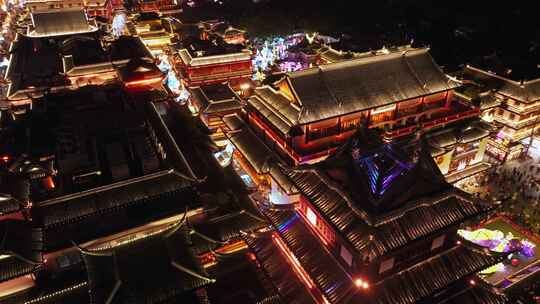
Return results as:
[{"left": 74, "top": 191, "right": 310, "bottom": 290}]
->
[
  {"left": 341, "top": 118, "right": 360, "bottom": 132},
  {"left": 379, "top": 257, "right": 395, "bottom": 274},
  {"left": 431, "top": 234, "right": 446, "bottom": 251},
  {"left": 340, "top": 245, "right": 353, "bottom": 267},
  {"left": 423, "top": 99, "right": 445, "bottom": 110},
  {"left": 497, "top": 108, "right": 504, "bottom": 116},
  {"left": 509, "top": 113, "right": 516, "bottom": 121},
  {"left": 306, "top": 207, "right": 317, "bottom": 226},
  {"left": 370, "top": 111, "right": 394, "bottom": 124},
  {"left": 306, "top": 124, "right": 339, "bottom": 141},
  {"left": 370, "top": 105, "right": 396, "bottom": 124}
]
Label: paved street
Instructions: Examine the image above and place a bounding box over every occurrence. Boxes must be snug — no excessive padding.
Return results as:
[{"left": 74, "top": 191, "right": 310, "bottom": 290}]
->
[{"left": 460, "top": 156, "right": 540, "bottom": 235}]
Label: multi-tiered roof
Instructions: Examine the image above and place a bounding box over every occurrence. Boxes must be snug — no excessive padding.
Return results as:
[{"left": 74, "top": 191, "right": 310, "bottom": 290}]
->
[
  {"left": 248, "top": 48, "right": 460, "bottom": 127},
  {"left": 76, "top": 217, "right": 214, "bottom": 303},
  {"left": 246, "top": 130, "right": 506, "bottom": 304},
  {"left": 285, "top": 131, "right": 495, "bottom": 261}
]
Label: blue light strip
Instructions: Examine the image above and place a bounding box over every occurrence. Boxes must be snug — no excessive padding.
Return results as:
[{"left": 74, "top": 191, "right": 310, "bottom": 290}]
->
[
  {"left": 277, "top": 213, "right": 299, "bottom": 233},
  {"left": 357, "top": 144, "right": 415, "bottom": 197}
]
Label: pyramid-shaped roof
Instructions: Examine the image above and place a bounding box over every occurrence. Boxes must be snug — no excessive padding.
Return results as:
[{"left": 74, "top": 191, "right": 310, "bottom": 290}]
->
[
  {"left": 284, "top": 130, "right": 495, "bottom": 259},
  {"left": 78, "top": 218, "right": 214, "bottom": 303},
  {"left": 320, "top": 129, "right": 449, "bottom": 213}
]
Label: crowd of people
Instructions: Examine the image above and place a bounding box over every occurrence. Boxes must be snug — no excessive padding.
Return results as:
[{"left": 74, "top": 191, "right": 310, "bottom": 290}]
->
[{"left": 460, "top": 161, "right": 540, "bottom": 235}]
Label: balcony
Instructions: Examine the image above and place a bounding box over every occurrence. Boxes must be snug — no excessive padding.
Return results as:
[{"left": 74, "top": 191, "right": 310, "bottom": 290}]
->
[
  {"left": 494, "top": 114, "right": 539, "bottom": 130},
  {"left": 384, "top": 103, "right": 480, "bottom": 139},
  {"left": 505, "top": 102, "right": 540, "bottom": 115}
]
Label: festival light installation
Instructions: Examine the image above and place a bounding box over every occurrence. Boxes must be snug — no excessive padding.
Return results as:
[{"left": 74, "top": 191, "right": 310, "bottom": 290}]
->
[
  {"left": 213, "top": 142, "right": 234, "bottom": 167},
  {"left": 458, "top": 228, "right": 537, "bottom": 275},
  {"left": 156, "top": 54, "right": 189, "bottom": 102},
  {"left": 112, "top": 12, "right": 127, "bottom": 38},
  {"left": 458, "top": 228, "right": 536, "bottom": 257},
  {"left": 251, "top": 35, "right": 304, "bottom": 80}
]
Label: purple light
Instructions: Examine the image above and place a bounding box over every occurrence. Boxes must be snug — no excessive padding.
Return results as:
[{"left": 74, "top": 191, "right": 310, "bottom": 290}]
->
[{"left": 357, "top": 145, "right": 414, "bottom": 197}]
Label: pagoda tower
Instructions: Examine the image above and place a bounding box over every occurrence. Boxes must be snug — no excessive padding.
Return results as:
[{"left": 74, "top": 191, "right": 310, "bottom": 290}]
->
[{"left": 244, "top": 129, "right": 508, "bottom": 304}]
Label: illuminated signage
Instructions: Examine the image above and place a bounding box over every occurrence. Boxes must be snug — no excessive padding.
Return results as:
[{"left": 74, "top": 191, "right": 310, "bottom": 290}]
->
[{"left": 306, "top": 207, "right": 317, "bottom": 226}]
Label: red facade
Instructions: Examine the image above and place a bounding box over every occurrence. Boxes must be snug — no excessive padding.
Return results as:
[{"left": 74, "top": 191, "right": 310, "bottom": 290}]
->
[
  {"left": 86, "top": 0, "right": 113, "bottom": 20},
  {"left": 139, "top": 0, "right": 177, "bottom": 12},
  {"left": 248, "top": 87, "right": 479, "bottom": 165},
  {"left": 179, "top": 60, "right": 252, "bottom": 88}
]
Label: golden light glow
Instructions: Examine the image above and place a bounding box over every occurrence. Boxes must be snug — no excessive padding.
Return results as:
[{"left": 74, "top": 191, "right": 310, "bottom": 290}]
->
[
  {"left": 124, "top": 76, "right": 164, "bottom": 87},
  {"left": 354, "top": 277, "right": 370, "bottom": 289},
  {"left": 272, "top": 232, "right": 315, "bottom": 289}
]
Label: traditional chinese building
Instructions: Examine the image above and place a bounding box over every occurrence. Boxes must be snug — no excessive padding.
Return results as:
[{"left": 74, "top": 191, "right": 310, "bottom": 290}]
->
[
  {"left": 118, "top": 57, "right": 165, "bottom": 90},
  {"left": 244, "top": 47, "right": 479, "bottom": 166},
  {"left": 200, "top": 21, "right": 247, "bottom": 45},
  {"left": 24, "top": 0, "right": 85, "bottom": 12},
  {"left": 4, "top": 18, "right": 158, "bottom": 107},
  {"left": 173, "top": 38, "right": 252, "bottom": 90},
  {"left": 26, "top": 8, "right": 98, "bottom": 38},
  {"left": 244, "top": 130, "right": 508, "bottom": 304},
  {"left": 75, "top": 217, "right": 214, "bottom": 303},
  {"left": 427, "top": 121, "right": 493, "bottom": 183},
  {"left": 138, "top": 0, "right": 179, "bottom": 13},
  {"left": 132, "top": 12, "right": 174, "bottom": 54},
  {"left": 188, "top": 83, "right": 243, "bottom": 145},
  {"left": 462, "top": 65, "right": 540, "bottom": 162},
  {"left": 317, "top": 45, "right": 413, "bottom": 65},
  {"left": 0, "top": 86, "right": 208, "bottom": 302},
  {"left": 84, "top": 0, "right": 113, "bottom": 20}
]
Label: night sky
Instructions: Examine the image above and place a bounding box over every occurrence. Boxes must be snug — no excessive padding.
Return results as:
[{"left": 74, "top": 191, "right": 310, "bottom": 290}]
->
[{"left": 183, "top": 0, "right": 540, "bottom": 74}]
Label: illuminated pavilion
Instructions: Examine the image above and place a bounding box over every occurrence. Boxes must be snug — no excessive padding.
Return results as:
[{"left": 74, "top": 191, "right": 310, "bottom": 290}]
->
[
  {"left": 243, "top": 47, "right": 480, "bottom": 165},
  {"left": 244, "top": 129, "right": 508, "bottom": 304},
  {"left": 173, "top": 38, "right": 253, "bottom": 90},
  {"left": 462, "top": 65, "right": 540, "bottom": 162}
]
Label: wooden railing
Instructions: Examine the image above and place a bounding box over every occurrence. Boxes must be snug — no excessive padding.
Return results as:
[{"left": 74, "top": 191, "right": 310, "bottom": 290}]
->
[{"left": 384, "top": 108, "right": 481, "bottom": 139}]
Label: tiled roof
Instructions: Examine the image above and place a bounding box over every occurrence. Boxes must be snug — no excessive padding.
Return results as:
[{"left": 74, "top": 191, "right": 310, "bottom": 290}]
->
[
  {"left": 192, "top": 210, "right": 267, "bottom": 245},
  {"left": 287, "top": 48, "right": 459, "bottom": 124},
  {"left": 5, "top": 34, "right": 65, "bottom": 100},
  {"left": 263, "top": 210, "right": 358, "bottom": 304},
  {"left": 248, "top": 87, "right": 300, "bottom": 135},
  {"left": 190, "top": 84, "right": 242, "bottom": 115},
  {"left": 287, "top": 165, "right": 494, "bottom": 259},
  {"left": 466, "top": 65, "right": 540, "bottom": 103},
  {"left": 178, "top": 48, "right": 251, "bottom": 67},
  {"left": 244, "top": 232, "right": 316, "bottom": 304},
  {"left": 0, "top": 194, "right": 22, "bottom": 215},
  {"left": 442, "top": 285, "right": 508, "bottom": 304},
  {"left": 0, "top": 254, "right": 40, "bottom": 283},
  {"left": 375, "top": 245, "right": 505, "bottom": 304},
  {"left": 0, "top": 219, "right": 43, "bottom": 282},
  {"left": 227, "top": 125, "right": 281, "bottom": 174},
  {"left": 28, "top": 9, "right": 98, "bottom": 37},
  {"left": 79, "top": 220, "right": 213, "bottom": 303},
  {"left": 460, "top": 127, "right": 491, "bottom": 144},
  {"left": 428, "top": 126, "right": 490, "bottom": 148},
  {"left": 222, "top": 114, "right": 245, "bottom": 132},
  {"left": 32, "top": 170, "right": 193, "bottom": 228},
  {"left": 256, "top": 295, "right": 283, "bottom": 304}
]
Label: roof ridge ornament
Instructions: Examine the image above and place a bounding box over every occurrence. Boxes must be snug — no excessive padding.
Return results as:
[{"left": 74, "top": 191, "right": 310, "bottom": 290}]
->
[
  {"left": 171, "top": 261, "right": 216, "bottom": 283},
  {"left": 71, "top": 240, "right": 113, "bottom": 257}
]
